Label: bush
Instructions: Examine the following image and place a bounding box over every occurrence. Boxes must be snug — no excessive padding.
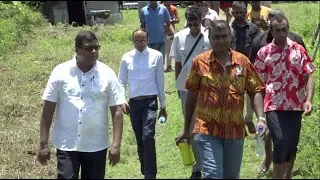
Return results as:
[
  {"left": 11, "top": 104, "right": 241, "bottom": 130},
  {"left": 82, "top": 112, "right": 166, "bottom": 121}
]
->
[{"left": 0, "top": 2, "right": 47, "bottom": 57}]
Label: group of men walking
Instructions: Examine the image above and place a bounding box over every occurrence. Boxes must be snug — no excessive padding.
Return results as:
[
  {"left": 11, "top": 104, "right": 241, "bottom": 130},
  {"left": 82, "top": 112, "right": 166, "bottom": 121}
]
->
[{"left": 38, "top": 1, "right": 316, "bottom": 179}]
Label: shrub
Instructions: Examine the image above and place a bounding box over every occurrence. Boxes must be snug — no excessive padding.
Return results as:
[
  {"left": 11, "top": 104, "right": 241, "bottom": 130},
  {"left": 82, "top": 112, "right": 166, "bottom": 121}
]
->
[{"left": 0, "top": 2, "right": 47, "bottom": 57}]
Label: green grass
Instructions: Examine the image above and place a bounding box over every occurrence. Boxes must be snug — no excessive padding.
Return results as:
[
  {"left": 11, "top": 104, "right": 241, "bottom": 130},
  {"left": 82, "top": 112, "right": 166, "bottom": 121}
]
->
[{"left": 0, "top": 2, "right": 319, "bottom": 179}]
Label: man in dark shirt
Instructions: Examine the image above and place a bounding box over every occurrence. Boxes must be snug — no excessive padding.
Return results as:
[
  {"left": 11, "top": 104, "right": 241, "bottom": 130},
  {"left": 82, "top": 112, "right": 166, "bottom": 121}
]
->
[
  {"left": 230, "top": 1, "right": 260, "bottom": 134},
  {"left": 249, "top": 9, "right": 307, "bottom": 174}
]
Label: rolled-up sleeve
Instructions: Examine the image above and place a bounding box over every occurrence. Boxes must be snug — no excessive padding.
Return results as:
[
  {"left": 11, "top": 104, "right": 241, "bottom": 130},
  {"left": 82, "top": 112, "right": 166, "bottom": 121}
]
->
[
  {"left": 42, "top": 66, "right": 60, "bottom": 103},
  {"left": 185, "top": 57, "right": 201, "bottom": 93},
  {"left": 107, "top": 70, "right": 127, "bottom": 106}
]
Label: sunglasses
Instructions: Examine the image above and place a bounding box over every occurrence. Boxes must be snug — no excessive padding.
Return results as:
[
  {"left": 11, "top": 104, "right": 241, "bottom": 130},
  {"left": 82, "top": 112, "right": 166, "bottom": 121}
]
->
[
  {"left": 133, "top": 40, "right": 147, "bottom": 44},
  {"left": 187, "top": 23, "right": 200, "bottom": 27},
  {"left": 81, "top": 45, "right": 100, "bottom": 52}
]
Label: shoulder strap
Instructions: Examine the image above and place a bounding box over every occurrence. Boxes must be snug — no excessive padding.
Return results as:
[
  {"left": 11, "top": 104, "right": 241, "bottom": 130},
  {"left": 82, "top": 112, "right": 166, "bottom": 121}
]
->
[{"left": 183, "top": 34, "right": 204, "bottom": 66}]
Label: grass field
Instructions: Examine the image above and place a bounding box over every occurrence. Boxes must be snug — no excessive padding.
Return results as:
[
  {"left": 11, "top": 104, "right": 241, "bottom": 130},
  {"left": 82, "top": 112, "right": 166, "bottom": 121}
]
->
[{"left": 0, "top": 2, "right": 319, "bottom": 179}]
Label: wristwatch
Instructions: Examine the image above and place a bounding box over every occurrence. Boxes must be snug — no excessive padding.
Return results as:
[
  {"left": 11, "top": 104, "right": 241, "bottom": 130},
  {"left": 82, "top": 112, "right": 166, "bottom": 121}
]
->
[{"left": 257, "top": 117, "right": 266, "bottom": 123}]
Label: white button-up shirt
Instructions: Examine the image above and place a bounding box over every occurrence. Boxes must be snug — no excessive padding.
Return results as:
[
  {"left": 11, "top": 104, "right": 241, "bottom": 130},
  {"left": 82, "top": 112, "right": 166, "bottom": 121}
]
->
[
  {"left": 118, "top": 47, "right": 166, "bottom": 108},
  {"left": 42, "top": 56, "right": 126, "bottom": 152},
  {"left": 170, "top": 26, "right": 211, "bottom": 91}
]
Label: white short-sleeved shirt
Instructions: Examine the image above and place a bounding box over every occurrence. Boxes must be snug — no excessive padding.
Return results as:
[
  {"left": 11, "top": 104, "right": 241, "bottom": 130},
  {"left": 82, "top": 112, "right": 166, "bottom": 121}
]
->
[
  {"left": 42, "top": 56, "right": 126, "bottom": 152},
  {"left": 170, "top": 26, "right": 211, "bottom": 91}
]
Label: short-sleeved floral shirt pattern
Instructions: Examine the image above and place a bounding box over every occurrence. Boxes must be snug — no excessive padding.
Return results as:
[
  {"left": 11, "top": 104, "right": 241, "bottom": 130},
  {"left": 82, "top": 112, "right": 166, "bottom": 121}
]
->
[{"left": 254, "top": 38, "right": 316, "bottom": 112}]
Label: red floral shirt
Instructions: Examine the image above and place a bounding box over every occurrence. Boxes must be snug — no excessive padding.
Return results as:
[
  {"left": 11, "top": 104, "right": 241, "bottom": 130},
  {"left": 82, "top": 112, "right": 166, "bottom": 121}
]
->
[{"left": 254, "top": 38, "right": 316, "bottom": 112}]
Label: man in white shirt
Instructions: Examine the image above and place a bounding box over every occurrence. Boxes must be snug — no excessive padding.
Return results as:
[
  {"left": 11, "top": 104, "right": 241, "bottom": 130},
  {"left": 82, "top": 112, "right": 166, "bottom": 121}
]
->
[
  {"left": 38, "top": 31, "right": 126, "bottom": 179},
  {"left": 184, "top": 1, "right": 219, "bottom": 28},
  {"left": 172, "top": 6, "right": 211, "bottom": 179},
  {"left": 118, "top": 28, "right": 167, "bottom": 179}
]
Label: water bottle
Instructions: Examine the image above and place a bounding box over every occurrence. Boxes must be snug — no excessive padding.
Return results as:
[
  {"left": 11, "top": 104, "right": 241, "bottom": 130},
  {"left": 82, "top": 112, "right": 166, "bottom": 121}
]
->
[
  {"left": 256, "top": 125, "right": 265, "bottom": 157},
  {"left": 159, "top": 115, "right": 166, "bottom": 124},
  {"left": 178, "top": 139, "right": 195, "bottom": 166}
]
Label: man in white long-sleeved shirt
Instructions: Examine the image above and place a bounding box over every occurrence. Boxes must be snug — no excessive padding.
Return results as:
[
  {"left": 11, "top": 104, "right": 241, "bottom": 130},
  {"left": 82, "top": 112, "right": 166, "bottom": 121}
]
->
[{"left": 118, "top": 28, "right": 167, "bottom": 179}]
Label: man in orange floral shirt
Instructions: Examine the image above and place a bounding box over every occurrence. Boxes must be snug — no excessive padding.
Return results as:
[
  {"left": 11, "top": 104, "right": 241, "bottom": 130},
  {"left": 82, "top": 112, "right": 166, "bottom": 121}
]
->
[
  {"left": 176, "top": 20, "right": 266, "bottom": 179},
  {"left": 254, "top": 14, "right": 316, "bottom": 179}
]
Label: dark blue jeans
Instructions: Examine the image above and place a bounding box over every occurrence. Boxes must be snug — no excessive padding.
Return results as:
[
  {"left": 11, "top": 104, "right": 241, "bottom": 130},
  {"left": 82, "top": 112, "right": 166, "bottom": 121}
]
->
[{"left": 129, "top": 96, "right": 158, "bottom": 179}]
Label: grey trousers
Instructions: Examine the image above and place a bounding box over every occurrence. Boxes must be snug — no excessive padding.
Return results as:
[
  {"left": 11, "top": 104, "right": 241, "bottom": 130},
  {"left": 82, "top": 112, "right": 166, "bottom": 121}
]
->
[{"left": 179, "top": 90, "right": 202, "bottom": 173}]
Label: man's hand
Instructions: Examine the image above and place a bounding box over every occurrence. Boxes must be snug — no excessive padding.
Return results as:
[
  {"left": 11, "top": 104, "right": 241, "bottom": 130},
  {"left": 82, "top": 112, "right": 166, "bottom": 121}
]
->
[
  {"left": 303, "top": 100, "right": 313, "bottom": 116},
  {"left": 256, "top": 120, "right": 267, "bottom": 138},
  {"left": 38, "top": 146, "right": 50, "bottom": 165},
  {"left": 158, "top": 108, "right": 167, "bottom": 120},
  {"left": 121, "top": 103, "right": 130, "bottom": 115},
  {"left": 175, "top": 129, "right": 190, "bottom": 145},
  {"left": 108, "top": 143, "right": 120, "bottom": 166}
]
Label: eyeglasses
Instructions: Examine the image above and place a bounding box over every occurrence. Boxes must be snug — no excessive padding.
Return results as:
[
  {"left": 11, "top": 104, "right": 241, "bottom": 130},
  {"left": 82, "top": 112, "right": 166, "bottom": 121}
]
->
[
  {"left": 81, "top": 45, "right": 100, "bottom": 52},
  {"left": 187, "top": 23, "right": 200, "bottom": 27},
  {"left": 133, "top": 40, "right": 147, "bottom": 44}
]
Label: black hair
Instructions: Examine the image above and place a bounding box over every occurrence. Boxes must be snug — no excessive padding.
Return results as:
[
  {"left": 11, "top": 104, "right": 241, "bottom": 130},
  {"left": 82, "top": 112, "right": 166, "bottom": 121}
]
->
[
  {"left": 208, "top": 20, "right": 232, "bottom": 35},
  {"left": 269, "top": 14, "right": 290, "bottom": 30},
  {"left": 268, "top": 9, "right": 285, "bottom": 20},
  {"left": 131, "top": 28, "right": 148, "bottom": 39},
  {"left": 232, "top": 1, "right": 247, "bottom": 11},
  {"left": 185, "top": 6, "right": 202, "bottom": 21},
  {"left": 75, "top": 31, "right": 98, "bottom": 48}
]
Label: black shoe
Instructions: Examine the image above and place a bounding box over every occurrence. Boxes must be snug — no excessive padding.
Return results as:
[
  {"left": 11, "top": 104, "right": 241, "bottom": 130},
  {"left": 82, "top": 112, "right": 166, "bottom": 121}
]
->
[
  {"left": 189, "top": 171, "right": 202, "bottom": 179},
  {"left": 165, "top": 66, "right": 174, "bottom": 72}
]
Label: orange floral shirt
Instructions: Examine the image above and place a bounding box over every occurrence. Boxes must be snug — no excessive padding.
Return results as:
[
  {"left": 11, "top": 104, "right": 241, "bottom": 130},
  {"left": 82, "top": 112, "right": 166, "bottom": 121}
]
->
[{"left": 185, "top": 49, "right": 265, "bottom": 139}]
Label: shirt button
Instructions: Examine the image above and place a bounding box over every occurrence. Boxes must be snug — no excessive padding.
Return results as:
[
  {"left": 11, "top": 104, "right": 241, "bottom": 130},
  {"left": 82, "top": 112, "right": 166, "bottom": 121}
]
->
[
  {"left": 81, "top": 97, "right": 83, "bottom": 99},
  {"left": 78, "top": 135, "right": 80, "bottom": 137},
  {"left": 82, "top": 84, "right": 84, "bottom": 87},
  {"left": 79, "top": 122, "right": 81, "bottom": 124},
  {"left": 80, "top": 109, "right": 83, "bottom": 112},
  {"left": 83, "top": 73, "right": 85, "bottom": 76}
]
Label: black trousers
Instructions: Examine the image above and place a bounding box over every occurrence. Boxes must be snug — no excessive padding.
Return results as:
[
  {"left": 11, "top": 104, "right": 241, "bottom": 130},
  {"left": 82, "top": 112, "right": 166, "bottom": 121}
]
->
[
  {"left": 56, "top": 148, "right": 107, "bottom": 179},
  {"left": 266, "top": 111, "right": 303, "bottom": 164},
  {"left": 129, "top": 96, "right": 158, "bottom": 179}
]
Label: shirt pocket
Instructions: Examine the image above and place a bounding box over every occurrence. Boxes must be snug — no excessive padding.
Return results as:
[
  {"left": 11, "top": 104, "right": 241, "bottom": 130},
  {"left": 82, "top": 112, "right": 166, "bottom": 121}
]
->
[
  {"left": 229, "top": 70, "right": 246, "bottom": 95},
  {"left": 62, "top": 79, "right": 79, "bottom": 99}
]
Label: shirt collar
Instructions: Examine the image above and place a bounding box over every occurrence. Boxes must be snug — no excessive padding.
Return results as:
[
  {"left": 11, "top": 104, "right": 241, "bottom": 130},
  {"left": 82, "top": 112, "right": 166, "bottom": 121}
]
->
[
  {"left": 231, "top": 20, "right": 249, "bottom": 28},
  {"left": 72, "top": 54, "right": 99, "bottom": 72},
  {"left": 147, "top": 3, "right": 160, "bottom": 10},
  {"left": 270, "top": 37, "right": 294, "bottom": 49},
  {"left": 135, "top": 46, "right": 148, "bottom": 56},
  {"left": 209, "top": 49, "right": 241, "bottom": 65},
  {"left": 187, "top": 26, "right": 206, "bottom": 37}
]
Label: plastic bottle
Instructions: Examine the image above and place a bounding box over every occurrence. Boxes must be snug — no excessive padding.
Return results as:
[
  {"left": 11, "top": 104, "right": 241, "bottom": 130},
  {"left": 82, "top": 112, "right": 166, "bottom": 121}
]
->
[
  {"left": 178, "top": 139, "right": 195, "bottom": 166},
  {"left": 159, "top": 115, "right": 166, "bottom": 124},
  {"left": 256, "top": 125, "right": 266, "bottom": 157}
]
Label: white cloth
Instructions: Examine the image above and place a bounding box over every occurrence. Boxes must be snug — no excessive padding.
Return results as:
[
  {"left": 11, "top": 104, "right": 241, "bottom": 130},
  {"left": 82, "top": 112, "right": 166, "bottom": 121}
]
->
[
  {"left": 118, "top": 47, "right": 166, "bottom": 108},
  {"left": 184, "top": 8, "right": 220, "bottom": 28},
  {"left": 170, "top": 26, "right": 211, "bottom": 91},
  {"left": 204, "top": 8, "right": 220, "bottom": 21},
  {"left": 42, "top": 56, "right": 126, "bottom": 152}
]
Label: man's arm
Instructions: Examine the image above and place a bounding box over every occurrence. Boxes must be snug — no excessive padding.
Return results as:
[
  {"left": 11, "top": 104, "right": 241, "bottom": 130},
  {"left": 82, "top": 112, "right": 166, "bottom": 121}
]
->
[
  {"left": 183, "top": 91, "right": 198, "bottom": 134},
  {"left": 171, "top": 35, "right": 182, "bottom": 81},
  {"left": 155, "top": 54, "right": 166, "bottom": 109},
  {"left": 140, "top": 8, "right": 146, "bottom": 29},
  {"left": 40, "top": 101, "right": 56, "bottom": 149},
  {"left": 164, "top": 7, "right": 175, "bottom": 34},
  {"left": 118, "top": 58, "right": 128, "bottom": 92},
  {"left": 173, "top": 6, "right": 180, "bottom": 24},
  {"left": 305, "top": 74, "right": 315, "bottom": 103},
  {"left": 109, "top": 105, "right": 123, "bottom": 148}
]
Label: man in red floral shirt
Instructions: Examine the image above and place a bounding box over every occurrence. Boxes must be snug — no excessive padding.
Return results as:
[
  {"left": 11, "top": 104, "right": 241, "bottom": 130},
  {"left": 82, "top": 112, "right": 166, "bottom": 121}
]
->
[{"left": 254, "top": 14, "right": 316, "bottom": 179}]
